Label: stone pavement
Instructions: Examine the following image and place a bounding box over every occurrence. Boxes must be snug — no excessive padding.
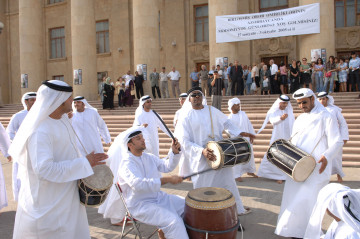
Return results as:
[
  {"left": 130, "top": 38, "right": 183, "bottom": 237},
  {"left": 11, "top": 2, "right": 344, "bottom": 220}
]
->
[{"left": 1, "top": 155, "right": 359, "bottom": 239}]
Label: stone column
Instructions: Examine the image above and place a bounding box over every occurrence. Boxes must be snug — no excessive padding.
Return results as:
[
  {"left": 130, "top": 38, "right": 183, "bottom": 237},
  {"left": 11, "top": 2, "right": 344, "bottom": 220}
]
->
[
  {"left": 19, "top": 0, "right": 45, "bottom": 94},
  {"left": 299, "top": 0, "right": 335, "bottom": 60},
  {"left": 71, "top": 0, "right": 97, "bottom": 99},
  {"left": 132, "top": 0, "right": 160, "bottom": 96}
]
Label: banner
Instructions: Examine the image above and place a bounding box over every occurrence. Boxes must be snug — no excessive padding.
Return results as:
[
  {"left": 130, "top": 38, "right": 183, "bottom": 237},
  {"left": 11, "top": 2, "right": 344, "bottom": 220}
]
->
[{"left": 216, "top": 3, "right": 320, "bottom": 43}]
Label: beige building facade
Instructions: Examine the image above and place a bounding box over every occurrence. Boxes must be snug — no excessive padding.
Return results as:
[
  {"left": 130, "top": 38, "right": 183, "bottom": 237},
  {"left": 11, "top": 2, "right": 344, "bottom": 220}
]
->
[{"left": 0, "top": 0, "right": 359, "bottom": 103}]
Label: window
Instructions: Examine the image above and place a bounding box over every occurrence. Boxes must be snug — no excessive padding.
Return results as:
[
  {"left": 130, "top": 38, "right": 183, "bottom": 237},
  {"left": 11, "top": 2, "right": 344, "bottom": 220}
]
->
[
  {"left": 52, "top": 75, "right": 64, "bottom": 81},
  {"left": 96, "top": 20, "right": 110, "bottom": 54},
  {"left": 48, "top": 0, "right": 64, "bottom": 4},
  {"left": 194, "top": 5, "right": 209, "bottom": 42},
  {"left": 335, "top": 0, "right": 360, "bottom": 27},
  {"left": 260, "top": 0, "right": 288, "bottom": 12},
  {"left": 50, "top": 27, "right": 65, "bottom": 59}
]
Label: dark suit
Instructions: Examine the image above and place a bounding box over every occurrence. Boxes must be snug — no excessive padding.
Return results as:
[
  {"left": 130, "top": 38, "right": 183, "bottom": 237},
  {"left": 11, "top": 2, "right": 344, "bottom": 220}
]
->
[{"left": 230, "top": 65, "right": 244, "bottom": 95}]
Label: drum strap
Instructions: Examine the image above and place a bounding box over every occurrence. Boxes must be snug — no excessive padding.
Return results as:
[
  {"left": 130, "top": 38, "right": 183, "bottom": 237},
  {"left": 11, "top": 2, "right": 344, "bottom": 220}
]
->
[
  {"left": 208, "top": 106, "right": 215, "bottom": 140},
  {"left": 67, "top": 118, "right": 89, "bottom": 155}
]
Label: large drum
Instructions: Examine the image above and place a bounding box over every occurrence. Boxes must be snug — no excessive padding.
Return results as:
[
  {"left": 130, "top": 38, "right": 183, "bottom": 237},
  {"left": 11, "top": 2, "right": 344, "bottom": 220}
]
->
[
  {"left": 267, "top": 139, "right": 316, "bottom": 182},
  {"left": 78, "top": 164, "right": 113, "bottom": 207},
  {"left": 184, "top": 187, "right": 239, "bottom": 239},
  {"left": 206, "top": 136, "right": 252, "bottom": 170}
]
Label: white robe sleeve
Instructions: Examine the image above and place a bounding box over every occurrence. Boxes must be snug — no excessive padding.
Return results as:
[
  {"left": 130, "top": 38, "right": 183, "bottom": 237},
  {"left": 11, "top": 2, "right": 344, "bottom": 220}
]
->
[
  {"left": 224, "top": 119, "right": 241, "bottom": 137},
  {"left": 133, "top": 114, "right": 142, "bottom": 127},
  {"left": 27, "top": 132, "right": 93, "bottom": 183},
  {"left": 96, "top": 112, "right": 111, "bottom": 144},
  {"left": 121, "top": 158, "right": 161, "bottom": 194},
  {"left": 245, "top": 114, "right": 256, "bottom": 135},
  {"left": 6, "top": 115, "right": 18, "bottom": 141},
  {"left": 0, "top": 123, "right": 10, "bottom": 157},
  {"left": 322, "top": 114, "right": 344, "bottom": 162},
  {"left": 336, "top": 110, "right": 349, "bottom": 141},
  {"left": 153, "top": 151, "right": 181, "bottom": 173},
  {"left": 269, "top": 113, "right": 282, "bottom": 126}
]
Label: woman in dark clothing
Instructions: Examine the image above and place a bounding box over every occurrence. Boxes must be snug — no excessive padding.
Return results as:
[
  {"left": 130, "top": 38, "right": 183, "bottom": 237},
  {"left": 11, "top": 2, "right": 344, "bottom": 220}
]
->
[
  {"left": 290, "top": 60, "right": 300, "bottom": 93},
  {"left": 102, "top": 77, "right": 115, "bottom": 109},
  {"left": 123, "top": 77, "right": 134, "bottom": 107}
]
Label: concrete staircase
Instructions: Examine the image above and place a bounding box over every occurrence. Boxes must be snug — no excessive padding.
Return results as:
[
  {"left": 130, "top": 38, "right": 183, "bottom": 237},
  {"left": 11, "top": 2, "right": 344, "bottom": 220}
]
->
[{"left": 0, "top": 92, "right": 359, "bottom": 167}]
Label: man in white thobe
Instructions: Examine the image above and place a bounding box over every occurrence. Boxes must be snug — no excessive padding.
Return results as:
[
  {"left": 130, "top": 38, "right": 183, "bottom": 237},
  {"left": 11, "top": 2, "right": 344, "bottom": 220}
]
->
[
  {"left": 175, "top": 87, "right": 251, "bottom": 216},
  {"left": 71, "top": 96, "right": 111, "bottom": 156},
  {"left": 305, "top": 183, "right": 360, "bottom": 239},
  {"left": 227, "top": 98, "right": 258, "bottom": 182},
  {"left": 275, "top": 88, "right": 343, "bottom": 238},
  {"left": 257, "top": 95, "right": 295, "bottom": 183},
  {"left": 173, "top": 93, "right": 187, "bottom": 127},
  {"left": 9, "top": 80, "right": 107, "bottom": 239},
  {"left": 318, "top": 92, "right": 349, "bottom": 183},
  {"left": 0, "top": 122, "right": 11, "bottom": 212},
  {"left": 118, "top": 126, "right": 188, "bottom": 239},
  {"left": 6, "top": 92, "right": 36, "bottom": 201},
  {"left": 133, "top": 95, "right": 170, "bottom": 157}
]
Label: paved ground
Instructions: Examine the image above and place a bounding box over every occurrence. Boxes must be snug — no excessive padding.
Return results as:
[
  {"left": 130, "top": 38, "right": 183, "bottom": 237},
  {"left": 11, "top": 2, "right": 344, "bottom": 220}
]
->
[{"left": 1, "top": 155, "right": 359, "bottom": 239}]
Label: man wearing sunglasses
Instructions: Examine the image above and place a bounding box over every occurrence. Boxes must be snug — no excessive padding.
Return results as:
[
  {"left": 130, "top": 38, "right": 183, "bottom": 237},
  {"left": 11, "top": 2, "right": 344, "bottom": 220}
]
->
[{"left": 275, "top": 88, "right": 343, "bottom": 238}]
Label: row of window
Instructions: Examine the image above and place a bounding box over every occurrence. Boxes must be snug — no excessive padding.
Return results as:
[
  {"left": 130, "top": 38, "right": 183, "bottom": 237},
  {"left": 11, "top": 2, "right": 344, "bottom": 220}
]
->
[{"left": 50, "top": 21, "right": 109, "bottom": 59}]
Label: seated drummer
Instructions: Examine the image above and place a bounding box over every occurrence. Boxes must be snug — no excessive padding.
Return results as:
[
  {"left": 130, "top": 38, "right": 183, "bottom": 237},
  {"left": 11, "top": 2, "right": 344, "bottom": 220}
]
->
[{"left": 118, "top": 126, "right": 188, "bottom": 239}]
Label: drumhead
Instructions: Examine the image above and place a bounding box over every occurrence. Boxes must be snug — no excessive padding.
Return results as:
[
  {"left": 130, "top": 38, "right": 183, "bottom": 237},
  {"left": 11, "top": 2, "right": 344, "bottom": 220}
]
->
[
  {"left": 186, "top": 187, "right": 235, "bottom": 210},
  {"left": 206, "top": 141, "right": 224, "bottom": 170},
  {"left": 82, "top": 165, "right": 113, "bottom": 190},
  {"left": 292, "top": 156, "right": 316, "bottom": 182}
]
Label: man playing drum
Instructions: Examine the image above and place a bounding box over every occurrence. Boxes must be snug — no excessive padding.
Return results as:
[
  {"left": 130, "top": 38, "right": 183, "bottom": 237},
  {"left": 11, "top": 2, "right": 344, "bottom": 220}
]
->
[
  {"left": 275, "top": 88, "right": 343, "bottom": 238},
  {"left": 10, "top": 80, "right": 108, "bottom": 239},
  {"left": 227, "top": 98, "right": 258, "bottom": 182},
  {"left": 118, "top": 126, "right": 188, "bottom": 239},
  {"left": 257, "top": 95, "right": 295, "bottom": 184},
  {"left": 175, "top": 86, "right": 251, "bottom": 216}
]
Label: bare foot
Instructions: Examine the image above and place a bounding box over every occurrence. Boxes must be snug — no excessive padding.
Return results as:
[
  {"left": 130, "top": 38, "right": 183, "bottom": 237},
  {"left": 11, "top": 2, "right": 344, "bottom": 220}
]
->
[
  {"left": 235, "top": 177, "right": 243, "bottom": 182},
  {"left": 276, "top": 180, "right": 284, "bottom": 184},
  {"left": 158, "top": 229, "right": 166, "bottom": 239},
  {"left": 337, "top": 174, "right": 343, "bottom": 183},
  {"left": 247, "top": 173, "right": 258, "bottom": 178}
]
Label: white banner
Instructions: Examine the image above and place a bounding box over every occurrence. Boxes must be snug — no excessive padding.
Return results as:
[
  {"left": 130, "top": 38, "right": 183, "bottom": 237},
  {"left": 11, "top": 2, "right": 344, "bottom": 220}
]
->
[{"left": 216, "top": 3, "right": 320, "bottom": 43}]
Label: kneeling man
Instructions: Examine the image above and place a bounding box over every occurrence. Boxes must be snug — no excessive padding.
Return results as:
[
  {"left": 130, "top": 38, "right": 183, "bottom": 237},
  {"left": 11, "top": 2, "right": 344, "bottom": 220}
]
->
[{"left": 118, "top": 127, "right": 188, "bottom": 239}]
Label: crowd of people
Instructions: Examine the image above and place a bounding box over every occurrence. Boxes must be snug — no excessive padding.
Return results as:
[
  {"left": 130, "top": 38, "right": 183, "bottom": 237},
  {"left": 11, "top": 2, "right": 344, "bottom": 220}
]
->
[{"left": 0, "top": 72, "right": 358, "bottom": 239}]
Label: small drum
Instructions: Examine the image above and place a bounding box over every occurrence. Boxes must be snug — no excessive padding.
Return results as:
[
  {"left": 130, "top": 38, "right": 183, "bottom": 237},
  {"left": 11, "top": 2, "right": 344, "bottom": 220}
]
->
[
  {"left": 267, "top": 139, "right": 316, "bottom": 182},
  {"left": 184, "top": 187, "right": 239, "bottom": 239},
  {"left": 78, "top": 164, "right": 113, "bottom": 207},
  {"left": 206, "top": 136, "right": 252, "bottom": 170}
]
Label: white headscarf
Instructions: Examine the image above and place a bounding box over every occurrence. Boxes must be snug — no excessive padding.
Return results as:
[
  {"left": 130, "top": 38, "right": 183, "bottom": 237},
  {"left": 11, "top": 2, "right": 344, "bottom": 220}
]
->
[
  {"left": 180, "top": 88, "right": 207, "bottom": 117},
  {"left": 21, "top": 92, "right": 37, "bottom": 110},
  {"left": 134, "top": 95, "right": 152, "bottom": 119},
  {"left": 257, "top": 95, "right": 294, "bottom": 134},
  {"left": 293, "top": 88, "right": 325, "bottom": 113},
  {"left": 317, "top": 92, "right": 342, "bottom": 112},
  {"left": 72, "top": 96, "right": 97, "bottom": 112},
  {"left": 8, "top": 80, "right": 73, "bottom": 165},
  {"left": 304, "top": 183, "right": 360, "bottom": 238},
  {"left": 227, "top": 97, "right": 241, "bottom": 113}
]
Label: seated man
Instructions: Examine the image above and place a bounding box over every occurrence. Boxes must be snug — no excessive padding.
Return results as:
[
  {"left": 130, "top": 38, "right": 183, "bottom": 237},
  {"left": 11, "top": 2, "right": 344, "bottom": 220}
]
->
[
  {"left": 305, "top": 183, "right": 360, "bottom": 239},
  {"left": 118, "top": 126, "right": 188, "bottom": 239}
]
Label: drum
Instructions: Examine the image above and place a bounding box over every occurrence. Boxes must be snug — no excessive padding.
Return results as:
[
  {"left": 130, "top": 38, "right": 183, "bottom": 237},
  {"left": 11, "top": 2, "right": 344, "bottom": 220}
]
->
[
  {"left": 184, "top": 187, "right": 239, "bottom": 239},
  {"left": 206, "top": 136, "right": 252, "bottom": 170},
  {"left": 267, "top": 139, "right": 316, "bottom": 182},
  {"left": 78, "top": 164, "right": 113, "bottom": 207}
]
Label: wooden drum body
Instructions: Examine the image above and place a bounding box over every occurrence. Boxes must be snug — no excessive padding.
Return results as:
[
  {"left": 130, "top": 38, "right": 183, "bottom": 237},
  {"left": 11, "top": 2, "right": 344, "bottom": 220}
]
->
[
  {"left": 184, "top": 187, "right": 239, "bottom": 239},
  {"left": 267, "top": 139, "right": 316, "bottom": 182},
  {"left": 78, "top": 164, "right": 113, "bottom": 207},
  {"left": 206, "top": 136, "right": 252, "bottom": 170}
]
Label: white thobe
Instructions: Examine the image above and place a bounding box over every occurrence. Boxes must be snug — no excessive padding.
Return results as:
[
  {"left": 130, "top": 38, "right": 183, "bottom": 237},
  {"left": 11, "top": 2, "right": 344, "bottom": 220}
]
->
[
  {"left": 118, "top": 151, "right": 188, "bottom": 239},
  {"left": 175, "top": 105, "right": 246, "bottom": 214},
  {"left": 258, "top": 110, "right": 293, "bottom": 180},
  {"left": 0, "top": 122, "right": 10, "bottom": 210},
  {"left": 275, "top": 105, "right": 343, "bottom": 238},
  {"left": 173, "top": 109, "right": 181, "bottom": 127},
  {"left": 13, "top": 115, "right": 94, "bottom": 239},
  {"left": 133, "top": 110, "right": 170, "bottom": 157},
  {"left": 227, "top": 111, "right": 256, "bottom": 178},
  {"left": 323, "top": 221, "right": 360, "bottom": 239},
  {"left": 325, "top": 105, "right": 349, "bottom": 178},
  {"left": 6, "top": 110, "right": 28, "bottom": 202},
  {"left": 72, "top": 108, "right": 111, "bottom": 156}
]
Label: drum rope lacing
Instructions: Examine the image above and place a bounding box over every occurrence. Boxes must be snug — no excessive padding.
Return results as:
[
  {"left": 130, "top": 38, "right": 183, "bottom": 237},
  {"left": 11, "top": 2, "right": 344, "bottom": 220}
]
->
[{"left": 184, "top": 218, "right": 240, "bottom": 238}]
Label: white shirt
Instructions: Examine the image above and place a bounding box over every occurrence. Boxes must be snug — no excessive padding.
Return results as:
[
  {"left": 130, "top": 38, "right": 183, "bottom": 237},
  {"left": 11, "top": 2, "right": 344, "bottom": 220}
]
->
[
  {"left": 159, "top": 72, "right": 168, "bottom": 82},
  {"left": 6, "top": 110, "right": 28, "bottom": 140},
  {"left": 270, "top": 63, "right": 278, "bottom": 75},
  {"left": 167, "top": 71, "right": 181, "bottom": 81}
]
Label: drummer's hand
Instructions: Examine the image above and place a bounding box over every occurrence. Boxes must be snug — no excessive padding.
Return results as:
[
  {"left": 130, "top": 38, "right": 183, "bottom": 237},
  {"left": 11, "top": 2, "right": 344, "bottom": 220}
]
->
[
  {"left": 86, "top": 151, "right": 108, "bottom": 167},
  {"left": 171, "top": 138, "right": 181, "bottom": 154},
  {"left": 142, "top": 123, "right": 148, "bottom": 128},
  {"left": 318, "top": 155, "right": 328, "bottom": 174},
  {"left": 202, "top": 148, "right": 216, "bottom": 161},
  {"left": 67, "top": 111, "right": 73, "bottom": 119},
  {"left": 280, "top": 114, "right": 288, "bottom": 120},
  {"left": 161, "top": 175, "right": 183, "bottom": 185}
]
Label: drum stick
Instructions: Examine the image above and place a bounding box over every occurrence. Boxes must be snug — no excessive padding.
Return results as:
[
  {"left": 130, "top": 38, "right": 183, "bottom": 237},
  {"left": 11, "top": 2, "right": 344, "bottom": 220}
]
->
[
  {"left": 182, "top": 168, "right": 213, "bottom": 180},
  {"left": 152, "top": 110, "right": 181, "bottom": 151}
]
